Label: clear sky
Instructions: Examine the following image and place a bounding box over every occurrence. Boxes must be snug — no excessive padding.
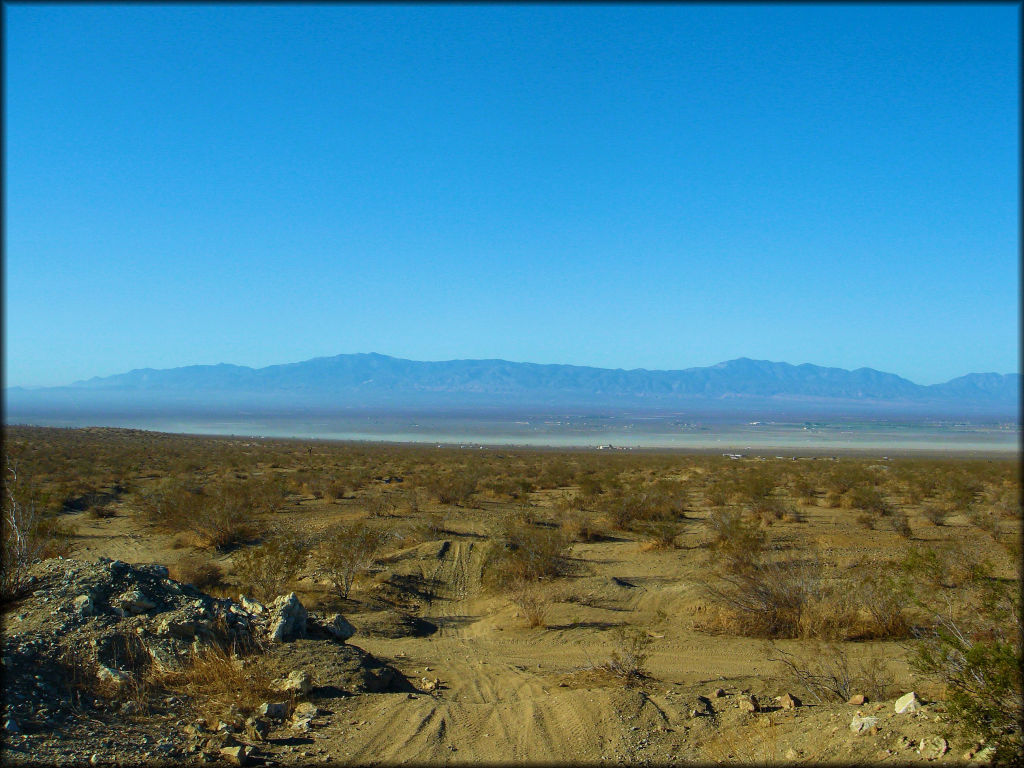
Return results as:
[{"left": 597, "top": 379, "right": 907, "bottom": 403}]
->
[{"left": 4, "top": 4, "right": 1019, "bottom": 388}]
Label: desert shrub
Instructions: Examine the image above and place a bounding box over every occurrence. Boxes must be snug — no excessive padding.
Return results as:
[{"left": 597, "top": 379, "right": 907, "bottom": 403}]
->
[
  {"left": 703, "top": 552, "right": 832, "bottom": 638},
  {"left": 902, "top": 543, "right": 984, "bottom": 592},
  {"left": 597, "top": 627, "right": 652, "bottom": 688},
  {"left": 426, "top": 472, "right": 478, "bottom": 506},
  {"left": 2, "top": 458, "right": 76, "bottom": 601},
  {"left": 941, "top": 474, "right": 983, "bottom": 511},
  {"left": 789, "top": 475, "right": 818, "bottom": 505},
  {"left": 747, "top": 495, "right": 791, "bottom": 526},
  {"left": 233, "top": 528, "right": 310, "bottom": 603},
  {"left": 88, "top": 503, "right": 118, "bottom": 519},
  {"left": 510, "top": 579, "right": 551, "bottom": 628},
  {"left": 703, "top": 549, "right": 909, "bottom": 641},
  {"left": 596, "top": 487, "right": 681, "bottom": 531},
  {"left": 969, "top": 510, "right": 1002, "bottom": 540},
  {"left": 845, "top": 484, "right": 893, "bottom": 516},
  {"left": 578, "top": 474, "right": 604, "bottom": 498},
  {"left": 738, "top": 469, "right": 777, "bottom": 504},
  {"left": 363, "top": 488, "right": 396, "bottom": 518},
  {"left": 825, "top": 464, "right": 870, "bottom": 496},
  {"left": 703, "top": 480, "right": 729, "bottom": 508},
  {"left": 704, "top": 508, "right": 766, "bottom": 572},
  {"left": 855, "top": 511, "right": 877, "bottom": 529},
  {"left": 637, "top": 519, "right": 684, "bottom": 550},
  {"left": 824, "top": 490, "right": 843, "bottom": 508},
  {"left": 318, "top": 521, "right": 388, "bottom": 599},
  {"left": 135, "top": 479, "right": 256, "bottom": 550},
  {"left": 559, "top": 507, "right": 606, "bottom": 543},
  {"left": 983, "top": 485, "right": 1022, "bottom": 520},
  {"left": 849, "top": 570, "right": 912, "bottom": 639},
  {"left": 168, "top": 556, "right": 226, "bottom": 592},
  {"left": 912, "top": 580, "right": 1021, "bottom": 765},
  {"left": 484, "top": 511, "right": 572, "bottom": 589},
  {"left": 768, "top": 642, "right": 898, "bottom": 704},
  {"left": 163, "top": 644, "right": 289, "bottom": 722},
  {"left": 921, "top": 501, "right": 950, "bottom": 526},
  {"left": 890, "top": 510, "right": 913, "bottom": 538}
]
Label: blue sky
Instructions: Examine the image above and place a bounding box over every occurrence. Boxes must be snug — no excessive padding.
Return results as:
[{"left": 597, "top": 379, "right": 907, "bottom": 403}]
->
[{"left": 4, "top": 4, "right": 1019, "bottom": 387}]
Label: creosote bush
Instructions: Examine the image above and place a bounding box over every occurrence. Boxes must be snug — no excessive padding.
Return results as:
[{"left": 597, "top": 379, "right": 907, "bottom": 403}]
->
[
  {"left": 484, "top": 510, "right": 572, "bottom": 590},
  {"left": 318, "top": 521, "right": 388, "bottom": 600},
  {"left": 234, "top": 528, "right": 310, "bottom": 603}
]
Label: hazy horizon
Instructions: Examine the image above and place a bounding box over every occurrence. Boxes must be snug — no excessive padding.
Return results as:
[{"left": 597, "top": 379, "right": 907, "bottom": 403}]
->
[{"left": 5, "top": 5, "right": 1019, "bottom": 388}]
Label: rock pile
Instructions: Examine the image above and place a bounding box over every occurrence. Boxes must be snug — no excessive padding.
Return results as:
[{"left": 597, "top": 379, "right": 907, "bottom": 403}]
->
[{"left": 1, "top": 556, "right": 397, "bottom": 764}]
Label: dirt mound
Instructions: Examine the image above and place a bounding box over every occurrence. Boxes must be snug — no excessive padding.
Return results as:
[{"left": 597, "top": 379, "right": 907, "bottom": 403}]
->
[{"left": 1, "top": 557, "right": 407, "bottom": 765}]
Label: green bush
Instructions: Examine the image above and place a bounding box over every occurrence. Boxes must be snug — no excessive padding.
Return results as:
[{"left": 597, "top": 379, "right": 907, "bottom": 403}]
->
[{"left": 912, "top": 581, "right": 1021, "bottom": 764}]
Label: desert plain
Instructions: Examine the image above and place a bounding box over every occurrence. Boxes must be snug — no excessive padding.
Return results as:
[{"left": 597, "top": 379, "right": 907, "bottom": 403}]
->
[{"left": 2, "top": 425, "right": 1020, "bottom": 765}]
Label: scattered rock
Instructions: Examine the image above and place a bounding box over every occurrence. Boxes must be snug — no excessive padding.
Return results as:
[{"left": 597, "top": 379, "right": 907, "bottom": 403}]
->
[
  {"left": 974, "top": 746, "right": 997, "bottom": 762},
  {"left": 96, "top": 665, "right": 131, "bottom": 688},
  {"left": 421, "top": 677, "right": 441, "bottom": 692},
  {"left": 257, "top": 701, "right": 288, "bottom": 720},
  {"left": 894, "top": 692, "right": 921, "bottom": 714},
  {"left": 850, "top": 715, "right": 879, "bottom": 735},
  {"left": 274, "top": 670, "right": 313, "bottom": 696},
  {"left": 778, "top": 693, "right": 801, "bottom": 709},
  {"left": 292, "top": 702, "right": 319, "bottom": 721},
  {"left": 115, "top": 588, "right": 157, "bottom": 616},
  {"left": 239, "top": 596, "right": 266, "bottom": 614},
  {"left": 690, "top": 696, "right": 714, "bottom": 717},
  {"left": 711, "top": 687, "right": 726, "bottom": 698},
  {"left": 918, "top": 736, "right": 948, "bottom": 759},
  {"left": 245, "top": 717, "right": 270, "bottom": 741},
  {"left": 4, "top": 717, "right": 20, "bottom": 734},
  {"left": 219, "top": 744, "right": 250, "bottom": 766},
  {"left": 74, "top": 594, "right": 97, "bottom": 617},
  {"left": 847, "top": 694, "right": 867, "bottom": 706},
  {"left": 737, "top": 694, "right": 760, "bottom": 713}
]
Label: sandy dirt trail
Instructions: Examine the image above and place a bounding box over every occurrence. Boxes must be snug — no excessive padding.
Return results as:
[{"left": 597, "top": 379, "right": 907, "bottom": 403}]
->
[{"left": 332, "top": 538, "right": 657, "bottom": 764}]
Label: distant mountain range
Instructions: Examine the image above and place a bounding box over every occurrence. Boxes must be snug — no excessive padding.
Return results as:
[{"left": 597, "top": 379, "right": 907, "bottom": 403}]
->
[{"left": 5, "top": 353, "right": 1020, "bottom": 418}]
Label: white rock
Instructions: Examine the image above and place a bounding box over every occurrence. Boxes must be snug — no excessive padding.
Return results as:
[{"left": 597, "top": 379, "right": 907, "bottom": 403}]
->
[
  {"left": 850, "top": 715, "right": 879, "bottom": 734},
  {"left": 273, "top": 670, "right": 312, "bottom": 696},
  {"left": 894, "top": 691, "right": 921, "bottom": 713},
  {"left": 97, "top": 665, "right": 131, "bottom": 687},
  {"left": 918, "top": 736, "right": 948, "bottom": 759}
]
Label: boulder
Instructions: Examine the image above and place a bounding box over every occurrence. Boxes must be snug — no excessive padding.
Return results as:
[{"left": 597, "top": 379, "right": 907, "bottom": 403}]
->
[
  {"left": 895, "top": 692, "right": 921, "bottom": 714},
  {"left": 96, "top": 665, "right": 130, "bottom": 688},
  {"left": 116, "top": 588, "right": 157, "bottom": 615},
  {"left": 737, "top": 694, "right": 760, "bottom": 713},
  {"left": 73, "top": 594, "right": 97, "bottom": 617},
  {"left": 265, "top": 593, "right": 307, "bottom": 643},
  {"left": 711, "top": 687, "right": 726, "bottom": 698},
  {"left": 219, "top": 744, "right": 249, "bottom": 766},
  {"left": 778, "top": 693, "right": 801, "bottom": 709},
  {"left": 240, "top": 596, "right": 266, "bottom": 615},
  {"left": 274, "top": 670, "right": 313, "bottom": 696},
  {"left": 918, "top": 736, "right": 948, "bottom": 759},
  {"left": 850, "top": 715, "right": 879, "bottom": 735},
  {"left": 257, "top": 701, "right": 288, "bottom": 720},
  {"left": 323, "top": 613, "right": 356, "bottom": 642},
  {"left": 847, "top": 694, "right": 867, "bottom": 706}
]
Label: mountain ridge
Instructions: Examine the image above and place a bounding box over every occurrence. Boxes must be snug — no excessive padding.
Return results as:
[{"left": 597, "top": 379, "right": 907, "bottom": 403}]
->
[{"left": 6, "top": 354, "right": 1018, "bottom": 415}]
